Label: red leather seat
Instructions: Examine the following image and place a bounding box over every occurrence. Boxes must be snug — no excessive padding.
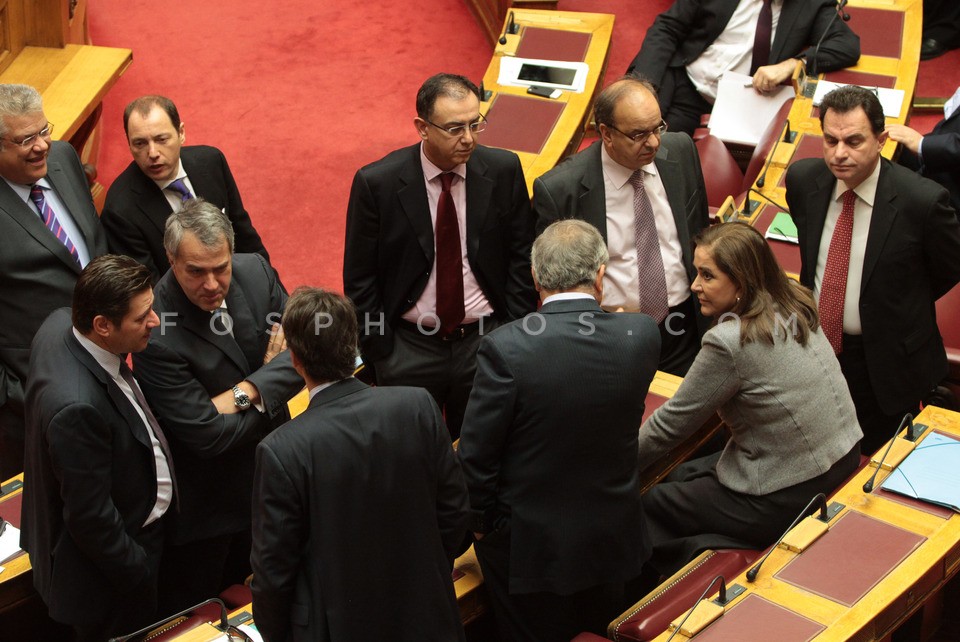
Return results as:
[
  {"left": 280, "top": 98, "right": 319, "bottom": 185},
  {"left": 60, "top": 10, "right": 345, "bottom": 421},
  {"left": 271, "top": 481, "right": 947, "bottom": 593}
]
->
[
  {"left": 695, "top": 134, "right": 745, "bottom": 212},
  {"left": 219, "top": 583, "right": 253, "bottom": 609},
  {"left": 936, "top": 283, "right": 960, "bottom": 401},
  {"left": 607, "top": 548, "right": 761, "bottom": 641}
]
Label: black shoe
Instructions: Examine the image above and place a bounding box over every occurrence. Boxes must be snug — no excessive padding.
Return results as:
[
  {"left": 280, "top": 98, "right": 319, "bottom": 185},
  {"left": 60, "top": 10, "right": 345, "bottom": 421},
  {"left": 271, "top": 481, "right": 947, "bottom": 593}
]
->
[{"left": 921, "top": 38, "right": 948, "bottom": 60}]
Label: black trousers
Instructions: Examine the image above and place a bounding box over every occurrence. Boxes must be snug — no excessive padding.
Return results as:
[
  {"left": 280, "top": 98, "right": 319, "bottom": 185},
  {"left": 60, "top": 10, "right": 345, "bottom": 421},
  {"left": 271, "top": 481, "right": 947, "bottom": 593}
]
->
[
  {"left": 475, "top": 526, "right": 628, "bottom": 642},
  {"left": 651, "top": 67, "right": 713, "bottom": 137}
]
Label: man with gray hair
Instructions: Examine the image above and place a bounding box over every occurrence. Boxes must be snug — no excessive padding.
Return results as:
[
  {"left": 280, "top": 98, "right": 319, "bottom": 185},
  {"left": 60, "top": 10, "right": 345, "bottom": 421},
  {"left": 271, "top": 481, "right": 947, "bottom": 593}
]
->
[
  {"left": 0, "top": 83, "right": 108, "bottom": 479},
  {"left": 458, "top": 219, "right": 661, "bottom": 641},
  {"left": 132, "top": 197, "right": 302, "bottom": 613}
]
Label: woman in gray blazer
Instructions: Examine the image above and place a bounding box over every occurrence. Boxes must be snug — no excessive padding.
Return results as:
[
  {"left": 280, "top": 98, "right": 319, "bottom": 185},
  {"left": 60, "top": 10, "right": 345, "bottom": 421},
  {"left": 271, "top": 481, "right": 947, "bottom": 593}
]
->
[{"left": 638, "top": 222, "right": 862, "bottom": 576}]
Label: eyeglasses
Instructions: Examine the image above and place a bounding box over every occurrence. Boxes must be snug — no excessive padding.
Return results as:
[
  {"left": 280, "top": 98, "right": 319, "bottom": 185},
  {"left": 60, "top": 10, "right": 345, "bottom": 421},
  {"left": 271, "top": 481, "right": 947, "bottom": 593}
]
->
[
  {"left": 5, "top": 123, "right": 54, "bottom": 149},
  {"left": 424, "top": 113, "right": 487, "bottom": 138},
  {"left": 606, "top": 120, "right": 667, "bottom": 144}
]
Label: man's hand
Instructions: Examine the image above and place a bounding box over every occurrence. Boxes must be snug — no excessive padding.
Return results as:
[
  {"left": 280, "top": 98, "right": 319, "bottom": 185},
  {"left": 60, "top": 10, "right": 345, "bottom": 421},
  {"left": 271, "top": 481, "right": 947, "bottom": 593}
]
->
[
  {"left": 211, "top": 381, "right": 262, "bottom": 414},
  {"left": 263, "top": 323, "right": 287, "bottom": 365},
  {"left": 886, "top": 124, "right": 923, "bottom": 154},
  {"left": 752, "top": 59, "right": 799, "bottom": 94}
]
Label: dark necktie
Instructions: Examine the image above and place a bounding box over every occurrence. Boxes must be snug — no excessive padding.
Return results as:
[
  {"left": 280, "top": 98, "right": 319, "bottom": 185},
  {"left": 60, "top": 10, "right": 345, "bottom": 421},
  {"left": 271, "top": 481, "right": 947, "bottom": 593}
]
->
[
  {"left": 166, "top": 178, "right": 194, "bottom": 203},
  {"left": 435, "top": 172, "right": 465, "bottom": 334},
  {"left": 750, "top": 0, "right": 774, "bottom": 76},
  {"left": 118, "top": 360, "right": 178, "bottom": 500},
  {"left": 629, "top": 170, "right": 669, "bottom": 324},
  {"left": 818, "top": 189, "right": 856, "bottom": 354},
  {"left": 29, "top": 185, "right": 80, "bottom": 265}
]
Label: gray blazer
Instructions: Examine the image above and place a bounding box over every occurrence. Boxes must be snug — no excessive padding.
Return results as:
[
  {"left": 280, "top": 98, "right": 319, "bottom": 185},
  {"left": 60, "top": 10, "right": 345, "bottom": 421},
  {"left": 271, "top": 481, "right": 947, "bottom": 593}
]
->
[{"left": 639, "top": 319, "right": 863, "bottom": 495}]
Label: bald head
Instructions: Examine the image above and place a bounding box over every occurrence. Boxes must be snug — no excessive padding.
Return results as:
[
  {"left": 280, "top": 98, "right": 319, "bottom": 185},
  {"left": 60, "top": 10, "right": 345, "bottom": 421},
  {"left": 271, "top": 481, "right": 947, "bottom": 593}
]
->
[{"left": 595, "top": 77, "right": 664, "bottom": 171}]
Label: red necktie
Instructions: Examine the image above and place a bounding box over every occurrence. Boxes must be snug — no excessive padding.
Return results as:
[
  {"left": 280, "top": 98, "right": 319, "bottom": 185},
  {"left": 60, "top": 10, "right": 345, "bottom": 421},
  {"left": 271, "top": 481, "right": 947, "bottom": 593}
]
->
[
  {"left": 750, "top": 0, "right": 773, "bottom": 76},
  {"left": 819, "top": 190, "right": 856, "bottom": 354},
  {"left": 629, "top": 171, "right": 669, "bottom": 324},
  {"left": 435, "top": 173, "right": 465, "bottom": 335}
]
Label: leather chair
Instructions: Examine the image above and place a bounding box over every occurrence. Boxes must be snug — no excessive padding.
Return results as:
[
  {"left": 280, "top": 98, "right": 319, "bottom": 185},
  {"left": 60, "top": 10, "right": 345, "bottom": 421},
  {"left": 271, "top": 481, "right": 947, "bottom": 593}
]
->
[
  {"left": 935, "top": 283, "right": 960, "bottom": 402},
  {"left": 695, "top": 134, "right": 745, "bottom": 214}
]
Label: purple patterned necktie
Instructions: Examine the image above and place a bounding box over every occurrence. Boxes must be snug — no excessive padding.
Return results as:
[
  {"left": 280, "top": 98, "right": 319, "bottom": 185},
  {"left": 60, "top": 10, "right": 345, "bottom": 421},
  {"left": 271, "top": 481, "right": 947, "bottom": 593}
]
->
[
  {"left": 29, "top": 184, "right": 79, "bottom": 265},
  {"left": 628, "top": 170, "right": 669, "bottom": 324},
  {"left": 166, "top": 178, "right": 194, "bottom": 203}
]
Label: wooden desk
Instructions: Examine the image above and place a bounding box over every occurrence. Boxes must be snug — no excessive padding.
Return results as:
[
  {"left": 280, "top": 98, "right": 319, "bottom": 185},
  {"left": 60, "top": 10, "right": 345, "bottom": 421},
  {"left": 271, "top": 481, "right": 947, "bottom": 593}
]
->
[
  {"left": 0, "top": 474, "right": 30, "bottom": 614},
  {"left": 478, "top": 9, "right": 614, "bottom": 194},
  {"left": 650, "top": 405, "right": 960, "bottom": 642}
]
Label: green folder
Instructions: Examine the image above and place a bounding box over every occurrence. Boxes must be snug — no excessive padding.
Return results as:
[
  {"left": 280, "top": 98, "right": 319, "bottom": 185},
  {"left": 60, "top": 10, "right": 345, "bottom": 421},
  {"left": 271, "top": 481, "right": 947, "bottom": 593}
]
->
[{"left": 766, "top": 212, "right": 799, "bottom": 244}]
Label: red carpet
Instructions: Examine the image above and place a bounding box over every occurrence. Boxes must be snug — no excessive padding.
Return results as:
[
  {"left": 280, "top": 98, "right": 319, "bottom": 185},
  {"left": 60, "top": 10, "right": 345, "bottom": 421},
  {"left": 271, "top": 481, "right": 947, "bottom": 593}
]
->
[{"left": 88, "top": 1, "right": 959, "bottom": 293}]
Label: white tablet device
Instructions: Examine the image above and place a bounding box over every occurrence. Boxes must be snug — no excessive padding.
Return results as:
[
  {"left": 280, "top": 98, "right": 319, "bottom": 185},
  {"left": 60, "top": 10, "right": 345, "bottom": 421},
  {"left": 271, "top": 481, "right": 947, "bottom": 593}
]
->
[{"left": 498, "top": 57, "right": 589, "bottom": 94}]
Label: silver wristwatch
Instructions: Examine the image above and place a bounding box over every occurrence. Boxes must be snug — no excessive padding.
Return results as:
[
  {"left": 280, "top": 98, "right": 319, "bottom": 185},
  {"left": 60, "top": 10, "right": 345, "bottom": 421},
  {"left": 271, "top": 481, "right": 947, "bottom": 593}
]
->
[{"left": 232, "top": 385, "right": 251, "bottom": 409}]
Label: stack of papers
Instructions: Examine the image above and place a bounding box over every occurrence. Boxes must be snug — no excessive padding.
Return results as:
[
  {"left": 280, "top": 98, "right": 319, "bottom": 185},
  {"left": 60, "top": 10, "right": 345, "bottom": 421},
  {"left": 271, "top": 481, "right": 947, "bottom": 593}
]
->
[{"left": 880, "top": 432, "right": 960, "bottom": 512}]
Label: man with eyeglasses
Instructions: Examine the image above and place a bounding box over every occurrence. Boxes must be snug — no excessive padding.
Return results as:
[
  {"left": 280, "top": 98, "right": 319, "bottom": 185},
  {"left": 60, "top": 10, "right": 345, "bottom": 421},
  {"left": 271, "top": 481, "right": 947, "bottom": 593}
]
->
[
  {"left": 0, "top": 83, "right": 107, "bottom": 479},
  {"left": 533, "top": 77, "right": 709, "bottom": 376},
  {"left": 344, "top": 72, "right": 535, "bottom": 439},
  {"left": 101, "top": 95, "right": 275, "bottom": 283}
]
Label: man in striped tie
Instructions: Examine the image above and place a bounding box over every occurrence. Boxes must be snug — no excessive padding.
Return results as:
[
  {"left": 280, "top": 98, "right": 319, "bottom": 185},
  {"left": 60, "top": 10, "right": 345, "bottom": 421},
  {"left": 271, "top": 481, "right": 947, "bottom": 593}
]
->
[
  {"left": 0, "top": 83, "right": 108, "bottom": 479},
  {"left": 786, "top": 85, "right": 960, "bottom": 454}
]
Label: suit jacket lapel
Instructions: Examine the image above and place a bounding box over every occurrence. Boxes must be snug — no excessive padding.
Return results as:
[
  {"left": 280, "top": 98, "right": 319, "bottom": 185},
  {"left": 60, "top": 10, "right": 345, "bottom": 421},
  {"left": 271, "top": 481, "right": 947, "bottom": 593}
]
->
[
  {"left": 654, "top": 145, "right": 696, "bottom": 281},
  {"left": 46, "top": 155, "right": 99, "bottom": 255},
  {"left": 860, "top": 161, "right": 897, "bottom": 292},
  {"left": 129, "top": 168, "right": 174, "bottom": 237},
  {"left": 465, "top": 150, "right": 494, "bottom": 261},
  {"left": 397, "top": 146, "right": 434, "bottom": 262},
  {"left": 167, "top": 273, "right": 253, "bottom": 373},
  {"left": 802, "top": 166, "right": 835, "bottom": 284},
  {"left": 0, "top": 178, "right": 82, "bottom": 273},
  {"left": 181, "top": 149, "right": 220, "bottom": 210},
  {"left": 771, "top": 0, "right": 801, "bottom": 62},
  {"left": 579, "top": 144, "right": 609, "bottom": 242},
  {"left": 65, "top": 330, "right": 152, "bottom": 450},
  {"left": 225, "top": 280, "right": 263, "bottom": 372}
]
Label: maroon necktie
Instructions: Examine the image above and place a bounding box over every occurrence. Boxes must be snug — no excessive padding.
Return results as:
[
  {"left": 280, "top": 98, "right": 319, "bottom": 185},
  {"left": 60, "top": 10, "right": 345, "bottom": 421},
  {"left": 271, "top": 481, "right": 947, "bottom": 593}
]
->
[
  {"left": 750, "top": 0, "right": 773, "bottom": 76},
  {"left": 119, "top": 360, "right": 178, "bottom": 502},
  {"left": 818, "top": 190, "right": 856, "bottom": 354},
  {"left": 435, "top": 173, "right": 465, "bottom": 335}
]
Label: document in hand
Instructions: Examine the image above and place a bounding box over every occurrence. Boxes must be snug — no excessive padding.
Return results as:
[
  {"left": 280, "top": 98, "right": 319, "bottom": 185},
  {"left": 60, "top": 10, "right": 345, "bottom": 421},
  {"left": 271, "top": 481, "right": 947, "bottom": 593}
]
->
[
  {"left": 880, "top": 432, "right": 960, "bottom": 512},
  {"left": 709, "top": 72, "right": 794, "bottom": 146}
]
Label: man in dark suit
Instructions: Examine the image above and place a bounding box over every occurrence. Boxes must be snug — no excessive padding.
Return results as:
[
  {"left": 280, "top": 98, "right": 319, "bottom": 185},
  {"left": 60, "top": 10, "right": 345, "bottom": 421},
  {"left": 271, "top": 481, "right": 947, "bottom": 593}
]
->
[
  {"left": 785, "top": 85, "right": 960, "bottom": 454},
  {"left": 887, "top": 89, "right": 960, "bottom": 213},
  {"left": 627, "top": 0, "right": 861, "bottom": 135},
  {"left": 534, "top": 77, "right": 708, "bottom": 375},
  {"left": 458, "top": 220, "right": 661, "bottom": 642},
  {"left": 21, "top": 255, "right": 174, "bottom": 641},
  {"left": 101, "top": 95, "right": 273, "bottom": 282},
  {"left": 133, "top": 198, "right": 302, "bottom": 613},
  {"left": 0, "top": 83, "right": 108, "bottom": 480},
  {"left": 343, "top": 73, "right": 536, "bottom": 438},
  {"left": 250, "top": 287, "right": 470, "bottom": 642}
]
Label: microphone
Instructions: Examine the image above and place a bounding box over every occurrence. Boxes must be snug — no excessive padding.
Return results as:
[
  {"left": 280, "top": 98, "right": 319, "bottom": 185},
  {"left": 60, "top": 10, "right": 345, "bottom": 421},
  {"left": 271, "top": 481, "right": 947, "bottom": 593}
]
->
[
  {"left": 665, "top": 575, "right": 736, "bottom": 641},
  {"left": 737, "top": 187, "right": 789, "bottom": 220},
  {"left": 863, "top": 413, "right": 914, "bottom": 493},
  {"left": 479, "top": 80, "right": 492, "bottom": 102},
  {"left": 498, "top": 11, "right": 517, "bottom": 45},
  {"left": 809, "top": 0, "right": 850, "bottom": 76},
  {"left": 746, "top": 493, "right": 828, "bottom": 582},
  {"left": 756, "top": 119, "right": 794, "bottom": 188}
]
